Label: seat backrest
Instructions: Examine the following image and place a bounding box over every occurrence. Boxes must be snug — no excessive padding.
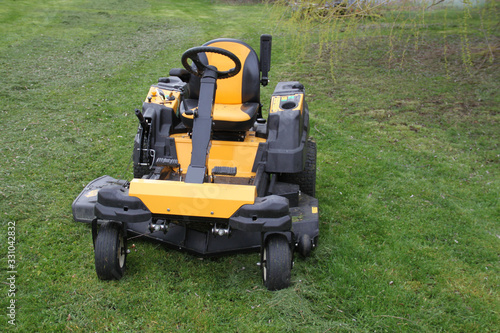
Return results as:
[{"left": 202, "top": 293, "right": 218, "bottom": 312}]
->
[{"left": 190, "top": 39, "right": 260, "bottom": 105}]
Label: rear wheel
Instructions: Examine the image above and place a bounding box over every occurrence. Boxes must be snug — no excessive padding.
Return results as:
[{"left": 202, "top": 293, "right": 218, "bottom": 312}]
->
[
  {"left": 279, "top": 138, "right": 316, "bottom": 197},
  {"left": 95, "top": 222, "right": 127, "bottom": 280},
  {"left": 262, "top": 235, "right": 292, "bottom": 291}
]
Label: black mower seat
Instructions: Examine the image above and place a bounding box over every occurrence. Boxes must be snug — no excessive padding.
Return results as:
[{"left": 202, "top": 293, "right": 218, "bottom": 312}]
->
[{"left": 181, "top": 38, "right": 261, "bottom": 132}]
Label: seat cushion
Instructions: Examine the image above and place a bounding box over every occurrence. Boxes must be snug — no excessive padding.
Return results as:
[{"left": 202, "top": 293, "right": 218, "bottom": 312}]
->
[{"left": 181, "top": 99, "right": 259, "bottom": 132}]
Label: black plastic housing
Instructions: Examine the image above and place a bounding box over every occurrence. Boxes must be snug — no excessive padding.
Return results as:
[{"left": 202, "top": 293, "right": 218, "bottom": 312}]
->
[
  {"left": 136, "top": 102, "right": 178, "bottom": 165},
  {"left": 95, "top": 186, "right": 152, "bottom": 223},
  {"left": 266, "top": 81, "right": 309, "bottom": 173},
  {"left": 229, "top": 195, "right": 291, "bottom": 232}
]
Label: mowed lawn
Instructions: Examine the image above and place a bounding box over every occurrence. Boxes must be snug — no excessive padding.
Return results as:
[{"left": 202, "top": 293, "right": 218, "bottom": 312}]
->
[{"left": 1, "top": 0, "right": 498, "bottom": 332}]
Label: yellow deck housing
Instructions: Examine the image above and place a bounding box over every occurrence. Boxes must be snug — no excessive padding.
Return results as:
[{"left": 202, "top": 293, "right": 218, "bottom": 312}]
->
[{"left": 129, "top": 180, "right": 256, "bottom": 219}]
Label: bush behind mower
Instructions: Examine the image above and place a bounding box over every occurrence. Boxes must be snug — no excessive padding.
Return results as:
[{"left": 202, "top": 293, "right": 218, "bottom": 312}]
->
[{"left": 72, "top": 35, "right": 319, "bottom": 291}]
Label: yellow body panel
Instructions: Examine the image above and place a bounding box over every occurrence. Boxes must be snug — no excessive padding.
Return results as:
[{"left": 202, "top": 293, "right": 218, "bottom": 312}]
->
[
  {"left": 145, "top": 87, "right": 181, "bottom": 111},
  {"left": 172, "top": 132, "right": 265, "bottom": 178},
  {"left": 129, "top": 179, "right": 256, "bottom": 218}
]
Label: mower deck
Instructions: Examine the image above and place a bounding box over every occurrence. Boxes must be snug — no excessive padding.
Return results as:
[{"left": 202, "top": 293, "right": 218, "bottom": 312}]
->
[{"left": 73, "top": 175, "right": 318, "bottom": 256}]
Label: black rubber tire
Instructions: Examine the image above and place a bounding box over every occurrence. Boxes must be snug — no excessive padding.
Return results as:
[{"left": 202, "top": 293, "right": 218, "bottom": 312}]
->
[
  {"left": 94, "top": 222, "right": 127, "bottom": 280},
  {"left": 262, "top": 235, "right": 292, "bottom": 291},
  {"left": 279, "top": 138, "right": 317, "bottom": 197},
  {"left": 298, "top": 233, "right": 312, "bottom": 258}
]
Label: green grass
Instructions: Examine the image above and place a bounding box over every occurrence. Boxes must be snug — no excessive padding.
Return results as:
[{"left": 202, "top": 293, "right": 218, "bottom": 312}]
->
[{"left": 1, "top": 0, "right": 499, "bottom": 331}]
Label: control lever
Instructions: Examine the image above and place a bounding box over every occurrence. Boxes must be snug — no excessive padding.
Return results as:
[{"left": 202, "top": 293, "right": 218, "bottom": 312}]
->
[{"left": 135, "top": 108, "right": 148, "bottom": 129}]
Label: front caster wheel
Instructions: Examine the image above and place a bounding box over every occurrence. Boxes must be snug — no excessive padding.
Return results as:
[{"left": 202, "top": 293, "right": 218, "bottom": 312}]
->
[
  {"left": 94, "top": 222, "right": 127, "bottom": 280},
  {"left": 298, "top": 234, "right": 312, "bottom": 258},
  {"left": 262, "top": 235, "right": 292, "bottom": 291}
]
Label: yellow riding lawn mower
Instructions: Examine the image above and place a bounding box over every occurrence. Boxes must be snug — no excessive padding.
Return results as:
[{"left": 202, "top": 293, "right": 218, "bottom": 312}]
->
[{"left": 72, "top": 35, "right": 319, "bottom": 291}]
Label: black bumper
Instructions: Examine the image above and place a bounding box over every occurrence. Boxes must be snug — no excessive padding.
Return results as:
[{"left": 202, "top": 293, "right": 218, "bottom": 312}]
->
[{"left": 229, "top": 195, "right": 291, "bottom": 232}]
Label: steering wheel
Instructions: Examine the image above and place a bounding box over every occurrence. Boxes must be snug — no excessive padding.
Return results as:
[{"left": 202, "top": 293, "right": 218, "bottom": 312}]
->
[{"left": 181, "top": 46, "right": 241, "bottom": 79}]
